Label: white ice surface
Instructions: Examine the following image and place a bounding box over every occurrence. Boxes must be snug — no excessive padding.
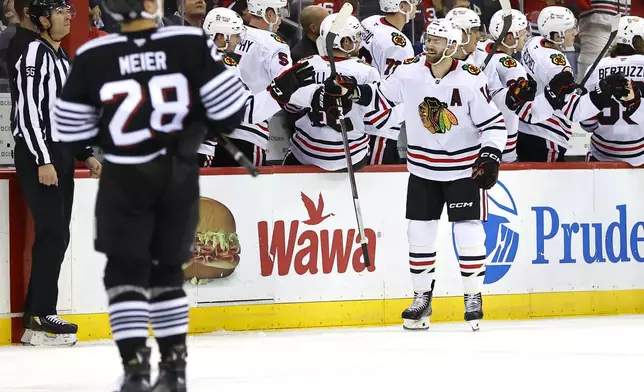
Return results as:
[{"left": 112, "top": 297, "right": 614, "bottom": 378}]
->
[{"left": 0, "top": 315, "right": 642, "bottom": 392}]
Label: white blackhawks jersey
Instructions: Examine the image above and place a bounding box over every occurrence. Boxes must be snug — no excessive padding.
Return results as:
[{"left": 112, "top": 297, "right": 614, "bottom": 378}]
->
[
  {"left": 359, "top": 15, "right": 414, "bottom": 141},
  {"left": 232, "top": 27, "right": 292, "bottom": 147},
  {"left": 363, "top": 56, "right": 507, "bottom": 182},
  {"left": 474, "top": 41, "right": 529, "bottom": 162},
  {"left": 577, "top": 54, "right": 644, "bottom": 166},
  {"left": 198, "top": 53, "right": 282, "bottom": 156},
  {"left": 287, "top": 55, "right": 385, "bottom": 171},
  {"left": 360, "top": 15, "right": 414, "bottom": 77},
  {"left": 519, "top": 36, "right": 577, "bottom": 148}
]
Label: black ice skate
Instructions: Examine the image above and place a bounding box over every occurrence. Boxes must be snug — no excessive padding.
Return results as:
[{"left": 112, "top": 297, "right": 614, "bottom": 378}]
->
[
  {"left": 21, "top": 315, "right": 78, "bottom": 346},
  {"left": 402, "top": 291, "right": 433, "bottom": 330},
  {"left": 152, "top": 345, "right": 187, "bottom": 392},
  {"left": 464, "top": 293, "right": 484, "bottom": 331},
  {"left": 115, "top": 346, "right": 152, "bottom": 392}
]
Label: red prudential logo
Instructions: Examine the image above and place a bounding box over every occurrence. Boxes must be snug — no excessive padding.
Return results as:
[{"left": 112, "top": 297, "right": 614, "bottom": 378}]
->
[{"left": 258, "top": 192, "right": 378, "bottom": 276}]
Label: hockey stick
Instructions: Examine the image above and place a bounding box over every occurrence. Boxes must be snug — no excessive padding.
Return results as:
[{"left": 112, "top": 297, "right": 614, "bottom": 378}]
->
[
  {"left": 480, "top": 0, "right": 512, "bottom": 71},
  {"left": 325, "top": 2, "right": 371, "bottom": 268},
  {"left": 218, "top": 135, "right": 260, "bottom": 177},
  {"left": 578, "top": 16, "right": 621, "bottom": 87}
]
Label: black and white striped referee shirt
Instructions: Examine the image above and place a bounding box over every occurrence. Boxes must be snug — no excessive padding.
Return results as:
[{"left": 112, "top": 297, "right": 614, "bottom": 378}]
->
[
  {"left": 52, "top": 26, "right": 249, "bottom": 164},
  {"left": 15, "top": 37, "right": 70, "bottom": 165}
]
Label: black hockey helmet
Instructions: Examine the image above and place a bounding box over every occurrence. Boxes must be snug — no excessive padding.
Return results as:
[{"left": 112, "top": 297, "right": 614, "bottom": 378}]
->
[
  {"left": 102, "top": 0, "right": 162, "bottom": 21},
  {"left": 28, "top": 0, "right": 75, "bottom": 31}
]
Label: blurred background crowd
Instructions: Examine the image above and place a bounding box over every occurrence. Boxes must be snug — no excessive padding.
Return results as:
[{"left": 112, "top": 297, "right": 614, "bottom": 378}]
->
[{"left": 0, "top": 0, "right": 640, "bottom": 79}]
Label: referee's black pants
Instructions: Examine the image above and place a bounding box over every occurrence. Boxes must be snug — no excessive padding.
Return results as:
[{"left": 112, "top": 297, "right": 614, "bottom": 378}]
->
[{"left": 14, "top": 138, "right": 75, "bottom": 321}]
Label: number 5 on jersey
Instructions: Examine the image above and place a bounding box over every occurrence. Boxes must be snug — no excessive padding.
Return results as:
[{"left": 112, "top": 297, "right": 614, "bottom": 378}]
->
[{"left": 100, "top": 73, "right": 190, "bottom": 146}]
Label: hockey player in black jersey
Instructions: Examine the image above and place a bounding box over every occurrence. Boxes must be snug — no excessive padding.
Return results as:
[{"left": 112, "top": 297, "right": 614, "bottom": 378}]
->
[{"left": 50, "top": 0, "right": 250, "bottom": 390}]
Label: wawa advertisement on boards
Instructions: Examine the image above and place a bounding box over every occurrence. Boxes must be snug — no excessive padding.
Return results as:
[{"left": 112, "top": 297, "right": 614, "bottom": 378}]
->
[
  {"left": 179, "top": 169, "right": 644, "bottom": 308},
  {"left": 56, "top": 168, "right": 644, "bottom": 314}
]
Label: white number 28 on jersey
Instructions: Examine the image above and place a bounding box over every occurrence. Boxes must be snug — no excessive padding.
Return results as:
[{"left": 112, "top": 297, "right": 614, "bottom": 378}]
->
[{"left": 99, "top": 73, "right": 190, "bottom": 146}]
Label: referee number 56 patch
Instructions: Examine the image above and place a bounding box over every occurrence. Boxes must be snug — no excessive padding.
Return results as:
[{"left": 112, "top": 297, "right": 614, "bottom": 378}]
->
[{"left": 26, "top": 66, "right": 35, "bottom": 77}]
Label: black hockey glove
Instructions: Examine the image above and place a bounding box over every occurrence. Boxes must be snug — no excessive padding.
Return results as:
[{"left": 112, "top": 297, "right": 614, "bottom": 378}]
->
[
  {"left": 324, "top": 74, "right": 361, "bottom": 98},
  {"left": 311, "top": 87, "right": 354, "bottom": 133},
  {"left": 267, "top": 61, "right": 316, "bottom": 105},
  {"left": 620, "top": 80, "right": 644, "bottom": 114},
  {"left": 505, "top": 77, "right": 537, "bottom": 111},
  {"left": 544, "top": 70, "right": 577, "bottom": 110},
  {"left": 472, "top": 147, "right": 502, "bottom": 190},
  {"left": 589, "top": 72, "right": 630, "bottom": 109}
]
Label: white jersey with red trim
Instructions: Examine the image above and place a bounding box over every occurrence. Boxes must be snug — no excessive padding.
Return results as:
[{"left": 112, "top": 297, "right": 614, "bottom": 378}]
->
[
  {"left": 362, "top": 56, "right": 507, "bottom": 182},
  {"left": 287, "top": 55, "right": 383, "bottom": 171},
  {"left": 359, "top": 15, "right": 414, "bottom": 141},
  {"left": 519, "top": 36, "right": 576, "bottom": 148},
  {"left": 360, "top": 15, "right": 414, "bottom": 77},
  {"left": 576, "top": 54, "right": 644, "bottom": 166},
  {"left": 473, "top": 41, "right": 522, "bottom": 161},
  {"left": 198, "top": 54, "right": 282, "bottom": 156},
  {"left": 231, "top": 27, "right": 292, "bottom": 149}
]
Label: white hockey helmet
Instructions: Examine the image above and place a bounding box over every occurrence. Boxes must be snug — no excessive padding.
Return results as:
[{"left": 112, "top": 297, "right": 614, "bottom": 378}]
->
[
  {"left": 203, "top": 8, "right": 246, "bottom": 50},
  {"left": 379, "top": 0, "right": 419, "bottom": 23},
  {"left": 489, "top": 9, "right": 528, "bottom": 40},
  {"left": 445, "top": 7, "right": 481, "bottom": 46},
  {"left": 615, "top": 15, "right": 644, "bottom": 49},
  {"left": 489, "top": 9, "right": 528, "bottom": 51},
  {"left": 445, "top": 7, "right": 481, "bottom": 32},
  {"left": 316, "top": 13, "right": 362, "bottom": 56},
  {"left": 247, "top": 0, "right": 289, "bottom": 32},
  {"left": 537, "top": 6, "right": 577, "bottom": 44},
  {"left": 424, "top": 18, "right": 462, "bottom": 64}
]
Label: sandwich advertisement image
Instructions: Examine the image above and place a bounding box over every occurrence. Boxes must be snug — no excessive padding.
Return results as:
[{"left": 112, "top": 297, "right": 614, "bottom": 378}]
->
[{"left": 183, "top": 197, "right": 241, "bottom": 286}]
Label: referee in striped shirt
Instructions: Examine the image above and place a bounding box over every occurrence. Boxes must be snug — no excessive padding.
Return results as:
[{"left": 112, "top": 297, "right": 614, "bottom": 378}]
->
[{"left": 13, "top": 0, "right": 101, "bottom": 344}]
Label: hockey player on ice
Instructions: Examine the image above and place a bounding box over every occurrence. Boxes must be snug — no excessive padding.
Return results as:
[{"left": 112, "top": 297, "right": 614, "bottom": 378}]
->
[
  {"left": 230, "top": 0, "right": 292, "bottom": 166},
  {"left": 572, "top": 16, "right": 644, "bottom": 165},
  {"left": 284, "top": 14, "right": 391, "bottom": 171},
  {"left": 200, "top": 7, "right": 316, "bottom": 167},
  {"left": 359, "top": 0, "right": 418, "bottom": 164},
  {"left": 325, "top": 19, "right": 507, "bottom": 331},
  {"left": 517, "top": 6, "right": 582, "bottom": 162}
]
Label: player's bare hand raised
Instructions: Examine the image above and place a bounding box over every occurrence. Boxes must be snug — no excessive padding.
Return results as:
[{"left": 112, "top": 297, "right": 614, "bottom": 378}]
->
[
  {"left": 38, "top": 164, "right": 58, "bottom": 186},
  {"left": 85, "top": 157, "right": 102, "bottom": 178}
]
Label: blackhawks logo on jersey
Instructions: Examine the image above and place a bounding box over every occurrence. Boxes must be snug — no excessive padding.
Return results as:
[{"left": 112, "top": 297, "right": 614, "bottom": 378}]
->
[
  {"left": 418, "top": 97, "right": 458, "bottom": 134},
  {"left": 550, "top": 53, "right": 567, "bottom": 66},
  {"left": 391, "top": 32, "right": 407, "bottom": 47},
  {"left": 271, "top": 34, "right": 286, "bottom": 44},
  {"left": 500, "top": 56, "right": 517, "bottom": 68},
  {"left": 403, "top": 55, "right": 421, "bottom": 64},
  {"left": 462, "top": 63, "right": 481, "bottom": 75},
  {"left": 223, "top": 55, "right": 238, "bottom": 67}
]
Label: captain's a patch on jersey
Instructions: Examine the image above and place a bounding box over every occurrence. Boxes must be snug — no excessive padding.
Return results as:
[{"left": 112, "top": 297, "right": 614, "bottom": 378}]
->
[
  {"left": 391, "top": 32, "right": 407, "bottom": 47},
  {"left": 271, "top": 34, "right": 286, "bottom": 44},
  {"left": 500, "top": 56, "right": 517, "bottom": 68},
  {"left": 462, "top": 64, "right": 481, "bottom": 75},
  {"left": 403, "top": 55, "right": 420, "bottom": 64},
  {"left": 223, "top": 55, "right": 238, "bottom": 67},
  {"left": 418, "top": 97, "right": 458, "bottom": 134},
  {"left": 550, "top": 53, "right": 567, "bottom": 66}
]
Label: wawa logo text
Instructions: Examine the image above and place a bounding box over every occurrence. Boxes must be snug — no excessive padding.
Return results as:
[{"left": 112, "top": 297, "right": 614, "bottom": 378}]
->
[{"left": 258, "top": 192, "right": 378, "bottom": 276}]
